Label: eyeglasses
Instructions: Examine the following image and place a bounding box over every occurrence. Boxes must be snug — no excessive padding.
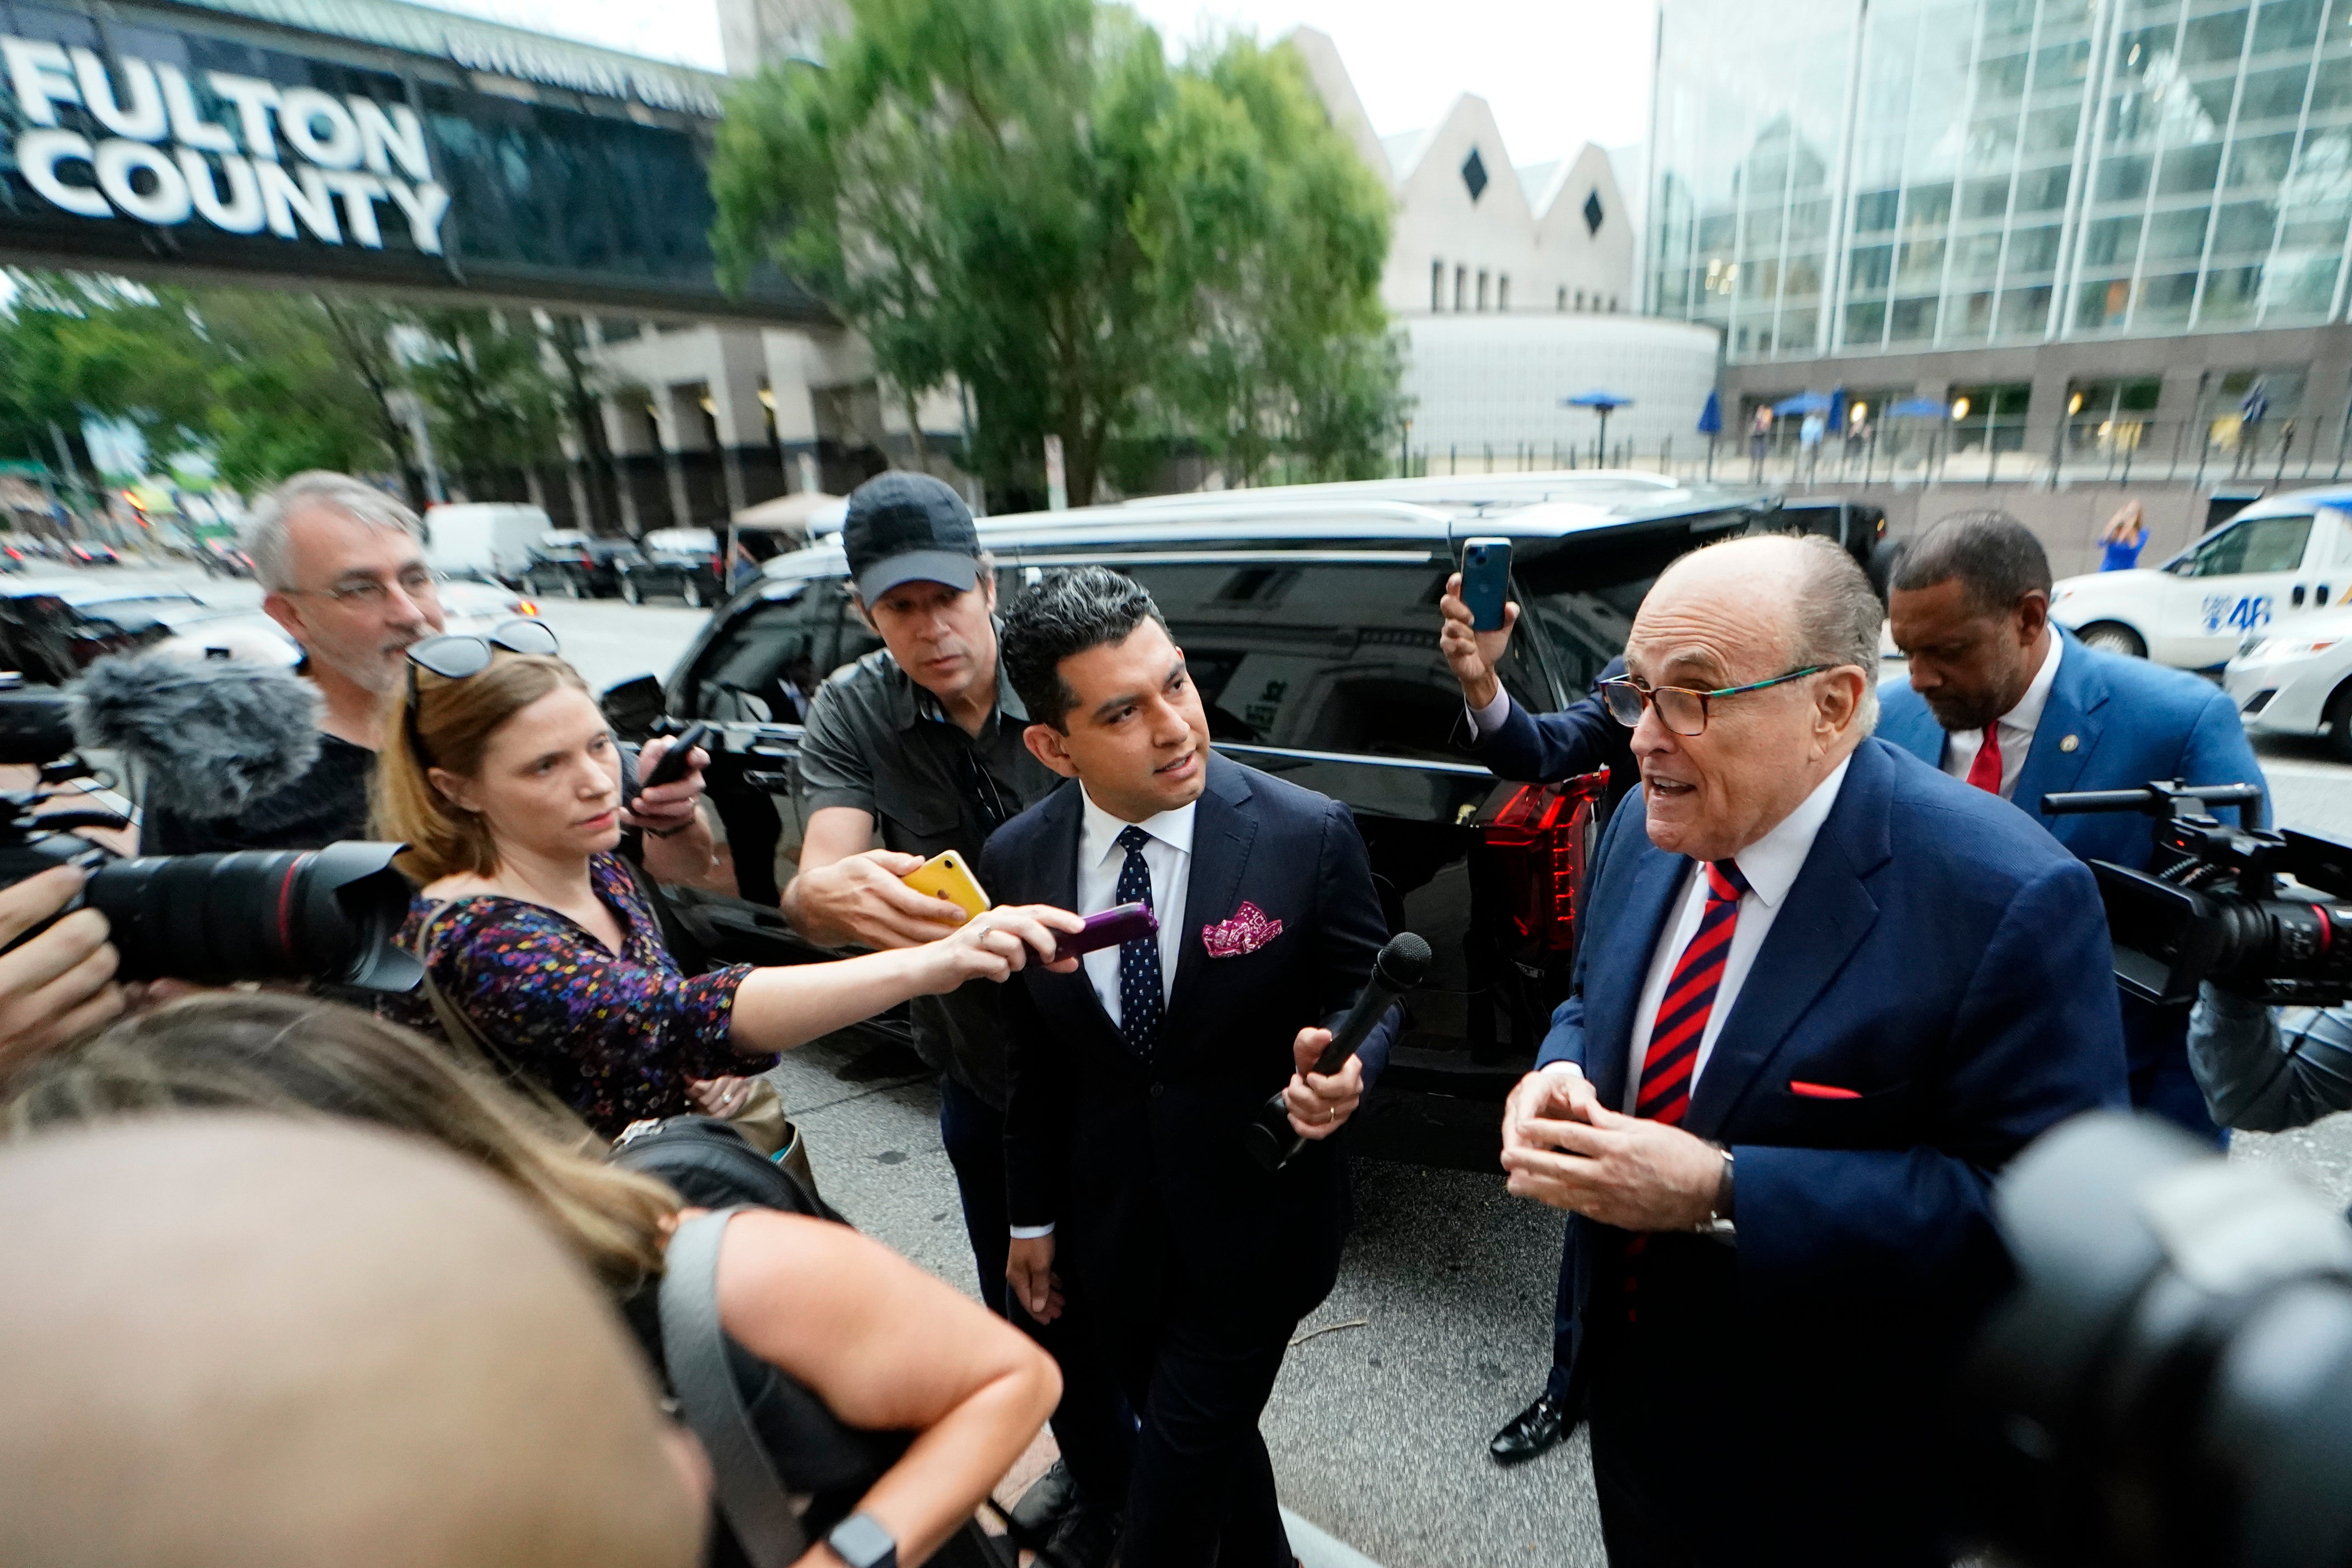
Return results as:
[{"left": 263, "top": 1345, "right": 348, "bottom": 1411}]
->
[
  {"left": 294, "top": 566, "right": 443, "bottom": 607},
  {"left": 404, "top": 619, "right": 562, "bottom": 763},
  {"left": 1598, "top": 666, "right": 1826, "bottom": 737}
]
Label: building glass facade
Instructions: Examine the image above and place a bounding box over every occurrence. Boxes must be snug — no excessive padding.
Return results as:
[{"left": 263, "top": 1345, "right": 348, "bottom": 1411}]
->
[{"left": 1651, "top": 0, "right": 2352, "bottom": 364}]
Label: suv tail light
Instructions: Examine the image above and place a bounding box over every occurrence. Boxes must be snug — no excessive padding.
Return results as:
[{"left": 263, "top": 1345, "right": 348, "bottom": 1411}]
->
[{"left": 1473, "top": 770, "right": 1608, "bottom": 956}]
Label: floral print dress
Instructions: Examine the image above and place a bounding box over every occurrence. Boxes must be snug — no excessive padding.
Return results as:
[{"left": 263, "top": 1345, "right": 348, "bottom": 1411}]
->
[{"left": 385, "top": 852, "right": 765, "bottom": 1137}]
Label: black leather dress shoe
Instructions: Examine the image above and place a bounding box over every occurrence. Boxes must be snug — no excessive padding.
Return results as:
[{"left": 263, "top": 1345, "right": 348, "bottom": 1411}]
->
[
  {"left": 1488, "top": 1392, "right": 1573, "bottom": 1465},
  {"left": 1037, "top": 1502, "right": 1123, "bottom": 1568},
  {"left": 1008, "top": 1458, "right": 1081, "bottom": 1549}
]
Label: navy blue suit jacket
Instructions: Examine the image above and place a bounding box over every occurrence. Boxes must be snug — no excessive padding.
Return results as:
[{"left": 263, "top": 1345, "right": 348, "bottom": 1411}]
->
[
  {"left": 1877, "top": 628, "right": 2267, "bottom": 860},
  {"left": 987, "top": 756, "right": 1394, "bottom": 1328},
  {"left": 1540, "top": 737, "right": 2127, "bottom": 1558},
  {"left": 1460, "top": 656, "right": 1637, "bottom": 815},
  {"left": 1881, "top": 630, "right": 2267, "bottom": 1126}
]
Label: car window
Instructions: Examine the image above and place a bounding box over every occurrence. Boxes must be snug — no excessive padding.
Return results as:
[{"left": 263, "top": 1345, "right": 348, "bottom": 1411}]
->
[
  {"left": 1119, "top": 559, "right": 1547, "bottom": 762},
  {"left": 688, "top": 584, "right": 844, "bottom": 723},
  {"left": 2187, "top": 514, "right": 2313, "bottom": 577},
  {"left": 2327, "top": 512, "right": 2352, "bottom": 567}
]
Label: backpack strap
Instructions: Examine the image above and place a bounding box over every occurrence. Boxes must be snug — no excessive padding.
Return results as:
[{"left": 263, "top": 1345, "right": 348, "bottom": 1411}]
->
[{"left": 659, "top": 1209, "right": 810, "bottom": 1568}]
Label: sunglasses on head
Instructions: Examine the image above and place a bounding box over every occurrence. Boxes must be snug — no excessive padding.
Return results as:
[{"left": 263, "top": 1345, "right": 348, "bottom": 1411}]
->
[{"left": 404, "top": 619, "right": 563, "bottom": 764}]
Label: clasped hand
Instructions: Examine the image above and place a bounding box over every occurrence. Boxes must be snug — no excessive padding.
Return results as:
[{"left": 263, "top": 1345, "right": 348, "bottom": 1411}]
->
[{"left": 1499, "top": 1067, "right": 1723, "bottom": 1231}]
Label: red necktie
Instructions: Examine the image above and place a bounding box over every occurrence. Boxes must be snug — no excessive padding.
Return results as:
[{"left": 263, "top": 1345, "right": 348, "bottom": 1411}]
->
[
  {"left": 1966, "top": 725, "right": 2004, "bottom": 795},
  {"left": 1623, "top": 859, "right": 1749, "bottom": 1320}
]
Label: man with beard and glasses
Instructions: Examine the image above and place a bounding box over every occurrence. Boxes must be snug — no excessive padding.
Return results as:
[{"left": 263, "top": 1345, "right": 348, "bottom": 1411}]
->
[{"left": 140, "top": 472, "right": 710, "bottom": 882}]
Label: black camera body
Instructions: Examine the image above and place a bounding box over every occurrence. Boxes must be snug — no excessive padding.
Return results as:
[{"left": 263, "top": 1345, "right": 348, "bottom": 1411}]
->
[
  {"left": 0, "top": 684, "right": 419, "bottom": 992},
  {"left": 2043, "top": 781, "right": 2352, "bottom": 1008}
]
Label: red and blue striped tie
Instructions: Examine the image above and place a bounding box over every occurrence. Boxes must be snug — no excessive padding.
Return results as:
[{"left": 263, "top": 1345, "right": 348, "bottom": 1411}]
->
[{"left": 1622, "top": 858, "right": 1748, "bottom": 1321}]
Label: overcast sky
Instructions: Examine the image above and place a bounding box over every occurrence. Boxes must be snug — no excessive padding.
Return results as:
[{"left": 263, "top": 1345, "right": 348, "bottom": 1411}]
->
[{"left": 414, "top": 0, "right": 1657, "bottom": 167}]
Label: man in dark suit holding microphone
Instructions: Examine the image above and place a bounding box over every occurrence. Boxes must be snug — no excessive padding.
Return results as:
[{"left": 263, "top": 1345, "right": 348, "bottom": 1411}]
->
[
  {"left": 1505, "top": 533, "right": 2126, "bottom": 1565},
  {"left": 985, "top": 566, "right": 1395, "bottom": 1567}
]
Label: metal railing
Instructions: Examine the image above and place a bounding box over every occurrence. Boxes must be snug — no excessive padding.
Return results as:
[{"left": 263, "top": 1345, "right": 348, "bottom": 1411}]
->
[{"left": 1400, "top": 412, "right": 2352, "bottom": 492}]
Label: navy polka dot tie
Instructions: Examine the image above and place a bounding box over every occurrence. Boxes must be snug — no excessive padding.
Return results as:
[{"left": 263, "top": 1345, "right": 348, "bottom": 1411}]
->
[{"left": 1114, "top": 825, "right": 1162, "bottom": 1058}]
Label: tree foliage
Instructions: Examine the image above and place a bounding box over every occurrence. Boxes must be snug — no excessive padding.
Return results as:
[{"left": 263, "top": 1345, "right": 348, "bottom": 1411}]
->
[{"left": 710, "top": 0, "right": 1402, "bottom": 505}]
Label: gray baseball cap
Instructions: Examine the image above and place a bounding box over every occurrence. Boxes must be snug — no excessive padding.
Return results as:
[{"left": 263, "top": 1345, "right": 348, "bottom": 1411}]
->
[{"left": 842, "top": 472, "right": 980, "bottom": 603}]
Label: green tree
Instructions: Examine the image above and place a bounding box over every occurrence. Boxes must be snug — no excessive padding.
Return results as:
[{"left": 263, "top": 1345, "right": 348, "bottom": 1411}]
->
[
  {"left": 400, "top": 308, "right": 568, "bottom": 494},
  {"left": 193, "top": 291, "right": 424, "bottom": 500},
  {"left": 710, "top": 0, "right": 1399, "bottom": 506}
]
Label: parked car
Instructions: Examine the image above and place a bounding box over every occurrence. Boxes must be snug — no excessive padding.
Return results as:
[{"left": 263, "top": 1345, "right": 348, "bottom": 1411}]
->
[
  {"left": 609, "top": 480, "right": 1778, "bottom": 1117},
  {"left": 2051, "top": 485, "right": 2352, "bottom": 669},
  {"left": 2223, "top": 607, "right": 2352, "bottom": 760},
  {"left": 64, "top": 542, "right": 122, "bottom": 566},
  {"left": 423, "top": 502, "right": 550, "bottom": 587},
  {"left": 523, "top": 532, "right": 643, "bottom": 599},
  {"left": 0, "top": 580, "right": 210, "bottom": 682},
  {"left": 616, "top": 528, "right": 728, "bottom": 608}
]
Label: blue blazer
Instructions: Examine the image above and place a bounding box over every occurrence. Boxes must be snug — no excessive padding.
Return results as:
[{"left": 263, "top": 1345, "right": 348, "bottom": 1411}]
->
[
  {"left": 1539, "top": 737, "right": 2126, "bottom": 1560},
  {"left": 1459, "top": 655, "right": 1637, "bottom": 815},
  {"left": 1877, "top": 629, "right": 2268, "bottom": 867},
  {"left": 985, "top": 756, "right": 1395, "bottom": 1329}
]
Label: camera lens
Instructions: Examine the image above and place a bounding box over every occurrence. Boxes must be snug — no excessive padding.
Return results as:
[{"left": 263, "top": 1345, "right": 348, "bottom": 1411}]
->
[{"left": 84, "top": 841, "right": 423, "bottom": 991}]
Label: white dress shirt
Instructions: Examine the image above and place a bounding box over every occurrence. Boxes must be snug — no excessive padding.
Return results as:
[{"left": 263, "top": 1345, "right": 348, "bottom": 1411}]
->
[
  {"left": 1938, "top": 633, "right": 2062, "bottom": 801},
  {"left": 1008, "top": 790, "right": 1196, "bottom": 1242},
  {"left": 1074, "top": 789, "right": 1194, "bottom": 1027},
  {"left": 1551, "top": 758, "right": 1851, "bottom": 1111},
  {"left": 1466, "top": 685, "right": 1515, "bottom": 738}
]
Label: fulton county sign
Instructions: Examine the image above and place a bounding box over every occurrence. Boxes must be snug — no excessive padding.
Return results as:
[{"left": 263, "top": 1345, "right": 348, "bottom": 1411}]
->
[
  {"left": 5, "top": 36, "right": 452, "bottom": 252},
  {"left": 0, "top": 0, "right": 819, "bottom": 321}
]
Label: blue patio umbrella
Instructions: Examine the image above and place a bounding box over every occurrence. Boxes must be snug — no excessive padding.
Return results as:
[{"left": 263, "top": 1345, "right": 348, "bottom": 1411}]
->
[
  {"left": 1888, "top": 396, "right": 1949, "bottom": 418},
  {"left": 1563, "top": 390, "right": 1634, "bottom": 457},
  {"left": 1826, "top": 387, "right": 1848, "bottom": 430},
  {"left": 1697, "top": 389, "right": 1722, "bottom": 435},
  {"left": 1773, "top": 391, "right": 1833, "bottom": 417}
]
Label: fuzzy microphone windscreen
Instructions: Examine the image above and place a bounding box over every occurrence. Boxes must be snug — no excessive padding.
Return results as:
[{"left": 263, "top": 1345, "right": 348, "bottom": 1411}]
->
[{"left": 71, "top": 653, "right": 325, "bottom": 820}]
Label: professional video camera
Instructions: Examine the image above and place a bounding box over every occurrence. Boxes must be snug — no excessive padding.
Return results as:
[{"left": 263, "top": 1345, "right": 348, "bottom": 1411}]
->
[
  {"left": 0, "top": 675, "right": 418, "bottom": 991},
  {"left": 1964, "top": 1111, "right": 2352, "bottom": 1568},
  {"left": 2042, "top": 781, "right": 2352, "bottom": 1008}
]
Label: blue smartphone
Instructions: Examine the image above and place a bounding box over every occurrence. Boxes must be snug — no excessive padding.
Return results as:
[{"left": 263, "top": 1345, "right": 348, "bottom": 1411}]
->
[{"left": 1460, "top": 537, "right": 1512, "bottom": 631}]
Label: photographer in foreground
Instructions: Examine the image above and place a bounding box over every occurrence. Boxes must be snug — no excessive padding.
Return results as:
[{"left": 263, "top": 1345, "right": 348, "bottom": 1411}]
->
[
  {"left": 373, "top": 620, "right": 1082, "bottom": 1137},
  {"left": 7, "top": 992, "right": 1062, "bottom": 1568},
  {"left": 0, "top": 866, "right": 122, "bottom": 1083},
  {"left": 2187, "top": 989, "right": 2352, "bottom": 1132}
]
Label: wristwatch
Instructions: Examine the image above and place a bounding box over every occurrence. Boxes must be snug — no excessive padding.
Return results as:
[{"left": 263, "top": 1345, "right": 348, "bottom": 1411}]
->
[
  {"left": 1696, "top": 1145, "right": 1736, "bottom": 1240},
  {"left": 827, "top": 1512, "right": 898, "bottom": 1568}
]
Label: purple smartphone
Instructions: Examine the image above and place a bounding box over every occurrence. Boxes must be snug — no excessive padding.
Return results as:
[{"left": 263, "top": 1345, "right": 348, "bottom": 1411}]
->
[{"left": 1053, "top": 901, "right": 1158, "bottom": 963}]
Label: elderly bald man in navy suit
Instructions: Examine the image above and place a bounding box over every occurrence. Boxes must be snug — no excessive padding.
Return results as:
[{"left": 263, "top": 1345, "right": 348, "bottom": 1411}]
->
[
  {"left": 1501, "top": 533, "right": 2126, "bottom": 1566},
  {"left": 1881, "top": 508, "right": 2267, "bottom": 1142}
]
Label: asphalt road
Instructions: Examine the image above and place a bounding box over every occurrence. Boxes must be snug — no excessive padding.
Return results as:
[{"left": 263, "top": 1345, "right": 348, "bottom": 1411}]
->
[{"left": 85, "top": 561, "right": 2352, "bottom": 1566}]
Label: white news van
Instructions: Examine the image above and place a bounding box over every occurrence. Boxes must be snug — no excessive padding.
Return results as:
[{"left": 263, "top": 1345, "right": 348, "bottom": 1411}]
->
[{"left": 422, "top": 503, "right": 550, "bottom": 586}]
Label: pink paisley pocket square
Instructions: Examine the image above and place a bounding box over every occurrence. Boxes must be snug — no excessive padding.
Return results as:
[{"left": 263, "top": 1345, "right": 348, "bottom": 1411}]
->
[{"left": 1201, "top": 901, "right": 1284, "bottom": 958}]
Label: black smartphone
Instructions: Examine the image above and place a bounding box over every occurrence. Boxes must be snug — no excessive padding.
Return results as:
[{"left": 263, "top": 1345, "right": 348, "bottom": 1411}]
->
[
  {"left": 1459, "top": 537, "right": 1512, "bottom": 631},
  {"left": 636, "top": 722, "right": 714, "bottom": 797}
]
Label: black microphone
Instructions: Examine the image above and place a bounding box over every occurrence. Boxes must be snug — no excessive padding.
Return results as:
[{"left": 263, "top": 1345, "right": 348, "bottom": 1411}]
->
[
  {"left": 1243, "top": 932, "right": 1432, "bottom": 1172},
  {"left": 71, "top": 652, "right": 324, "bottom": 820}
]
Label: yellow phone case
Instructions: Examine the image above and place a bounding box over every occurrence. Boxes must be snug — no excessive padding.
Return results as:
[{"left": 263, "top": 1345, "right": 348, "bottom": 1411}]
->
[{"left": 901, "top": 850, "right": 992, "bottom": 918}]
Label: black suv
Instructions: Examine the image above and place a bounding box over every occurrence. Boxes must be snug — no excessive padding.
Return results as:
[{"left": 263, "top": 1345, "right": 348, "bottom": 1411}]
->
[
  {"left": 525, "top": 532, "right": 643, "bottom": 599},
  {"left": 615, "top": 476, "right": 1885, "bottom": 1132}
]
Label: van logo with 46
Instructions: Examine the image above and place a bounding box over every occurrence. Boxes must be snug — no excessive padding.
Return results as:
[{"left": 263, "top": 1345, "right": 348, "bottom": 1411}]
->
[{"left": 2200, "top": 593, "right": 2272, "bottom": 636}]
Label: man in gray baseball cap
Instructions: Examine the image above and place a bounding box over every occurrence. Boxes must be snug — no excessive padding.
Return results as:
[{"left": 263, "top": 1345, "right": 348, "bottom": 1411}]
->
[{"left": 784, "top": 471, "right": 1123, "bottom": 1566}]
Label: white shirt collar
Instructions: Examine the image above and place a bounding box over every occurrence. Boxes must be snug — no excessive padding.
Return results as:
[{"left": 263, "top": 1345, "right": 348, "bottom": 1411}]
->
[
  {"left": 1725, "top": 754, "right": 1852, "bottom": 911},
  {"left": 1078, "top": 787, "right": 1198, "bottom": 868},
  {"left": 1998, "top": 631, "right": 2064, "bottom": 739}
]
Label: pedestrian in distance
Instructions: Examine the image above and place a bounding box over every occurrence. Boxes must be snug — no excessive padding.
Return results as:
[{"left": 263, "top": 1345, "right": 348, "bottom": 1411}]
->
[
  {"left": 2097, "top": 499, "right": 2147, "bottom": 571},
  {"left": 1882, "top": 507, "right": 2266, "bottom": 1143},
  {"left": 1502, "top": 533, "right": 2126, "bottom": 1565},
  {"left": 778, "top": 472, "right": 1128, "bottom": 1564},
  {"left": 369, "top": 623, "right": 1082, "bottom": 1139},
  {"left": 988, "top": 566, "right": 1395, "bottom": 1568},
  {"left": 0, "top": 1111, "right": 708, "bottom": 1568},
  {"left": 8, "top": 992, "right": 1064, "bottom": 1568}
]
